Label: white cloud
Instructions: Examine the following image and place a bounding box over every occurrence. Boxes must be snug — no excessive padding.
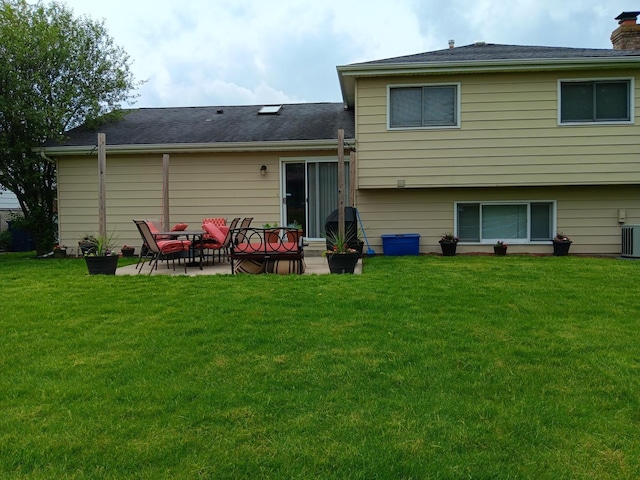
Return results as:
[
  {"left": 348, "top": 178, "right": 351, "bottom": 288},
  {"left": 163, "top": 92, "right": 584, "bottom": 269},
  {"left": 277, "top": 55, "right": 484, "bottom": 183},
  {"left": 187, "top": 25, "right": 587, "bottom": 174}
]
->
[{"left": 56, "top": 0, "right": 639, "bottom": 108}]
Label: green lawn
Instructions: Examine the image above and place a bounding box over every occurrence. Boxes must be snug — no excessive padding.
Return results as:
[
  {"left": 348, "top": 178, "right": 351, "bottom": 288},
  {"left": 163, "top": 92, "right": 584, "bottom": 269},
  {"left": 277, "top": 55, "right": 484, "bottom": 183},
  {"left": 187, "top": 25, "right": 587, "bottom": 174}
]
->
[{"left": 1, "top": 252, "right": 639, "bottom": 479}]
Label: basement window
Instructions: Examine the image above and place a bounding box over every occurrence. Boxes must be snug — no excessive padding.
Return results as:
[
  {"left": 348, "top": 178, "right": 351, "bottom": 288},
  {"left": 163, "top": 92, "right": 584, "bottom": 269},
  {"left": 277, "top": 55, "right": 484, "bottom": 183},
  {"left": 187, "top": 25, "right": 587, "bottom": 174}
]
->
[{"left": 456, "top": 201, "right": 555, "bottom": 243}]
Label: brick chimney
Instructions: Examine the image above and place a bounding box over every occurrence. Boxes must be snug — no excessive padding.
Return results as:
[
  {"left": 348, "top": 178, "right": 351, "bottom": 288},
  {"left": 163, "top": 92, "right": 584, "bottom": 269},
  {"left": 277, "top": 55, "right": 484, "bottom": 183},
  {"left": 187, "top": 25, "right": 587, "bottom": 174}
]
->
[{"left": 611, "top": 11, "right": 640, "bottom": 50}]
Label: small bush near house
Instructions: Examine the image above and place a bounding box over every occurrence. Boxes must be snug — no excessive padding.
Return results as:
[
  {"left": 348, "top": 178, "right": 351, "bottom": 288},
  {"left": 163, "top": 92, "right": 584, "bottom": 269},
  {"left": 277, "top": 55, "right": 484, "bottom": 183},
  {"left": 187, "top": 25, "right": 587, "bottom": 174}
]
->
[{"left": 0, "top": 229, "right": 11, "bottom": 250}]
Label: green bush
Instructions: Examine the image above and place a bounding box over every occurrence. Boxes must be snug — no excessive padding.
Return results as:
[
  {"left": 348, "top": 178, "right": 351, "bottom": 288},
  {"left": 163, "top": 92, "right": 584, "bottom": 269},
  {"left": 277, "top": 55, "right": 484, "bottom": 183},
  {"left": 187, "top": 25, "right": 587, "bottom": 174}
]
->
[{"left": 0, "top": 229, "right": 11, "bottom": 250}]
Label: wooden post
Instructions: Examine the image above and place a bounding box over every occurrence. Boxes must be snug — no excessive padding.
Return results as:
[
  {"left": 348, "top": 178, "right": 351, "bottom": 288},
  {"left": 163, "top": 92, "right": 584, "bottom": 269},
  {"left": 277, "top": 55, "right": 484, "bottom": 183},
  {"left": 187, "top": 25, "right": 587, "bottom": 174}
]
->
[
  {"left": 349, "top": 150, "right": 356, "bottom": 207},
  {"left": 97, "top": 133, "right": 106, "bottom": 238},
  {"left": 162, "top": 154, "right": 170, "bottom": 230},
  {"left": 337, "top": 129, "right": 345, "bottom": 239}
]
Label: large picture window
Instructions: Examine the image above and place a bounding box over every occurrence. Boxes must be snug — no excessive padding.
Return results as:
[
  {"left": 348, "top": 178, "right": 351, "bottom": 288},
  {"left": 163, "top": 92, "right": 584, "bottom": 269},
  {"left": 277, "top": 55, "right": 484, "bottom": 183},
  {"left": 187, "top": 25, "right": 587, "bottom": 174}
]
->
[
  {"left": 560, "top": 79, "right": 631, "bottom": 124},
  {"left": 389, "top": 84, "right": 459, "bottom": 128},
  {"left": 456, "top": 202, "right": 554, "bottom": 243}
]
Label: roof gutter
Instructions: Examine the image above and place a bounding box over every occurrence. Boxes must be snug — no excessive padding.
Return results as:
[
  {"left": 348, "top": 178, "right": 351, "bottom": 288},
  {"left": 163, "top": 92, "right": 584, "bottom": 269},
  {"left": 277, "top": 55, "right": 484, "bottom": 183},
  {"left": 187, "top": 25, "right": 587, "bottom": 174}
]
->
[
  {"left": 337, "top": 56, "right": 640, "bottom": 106},
  {"left": 40, "top": 138, "right": 355, "bottom": 156}
]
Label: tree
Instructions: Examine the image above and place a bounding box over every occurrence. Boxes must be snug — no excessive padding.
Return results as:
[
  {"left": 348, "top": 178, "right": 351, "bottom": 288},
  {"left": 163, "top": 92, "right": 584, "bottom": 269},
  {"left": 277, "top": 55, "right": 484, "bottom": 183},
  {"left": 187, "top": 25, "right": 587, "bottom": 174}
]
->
[{"left": 0, "top": 0, "right": 138, "bottom": 255}]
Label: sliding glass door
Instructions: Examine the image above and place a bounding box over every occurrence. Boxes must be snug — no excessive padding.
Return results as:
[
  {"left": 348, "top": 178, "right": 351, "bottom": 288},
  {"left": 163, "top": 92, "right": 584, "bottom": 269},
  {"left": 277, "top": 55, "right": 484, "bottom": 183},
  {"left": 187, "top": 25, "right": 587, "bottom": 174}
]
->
[{"left": 282, "top": 160, "right": 350, "bottom": 239}]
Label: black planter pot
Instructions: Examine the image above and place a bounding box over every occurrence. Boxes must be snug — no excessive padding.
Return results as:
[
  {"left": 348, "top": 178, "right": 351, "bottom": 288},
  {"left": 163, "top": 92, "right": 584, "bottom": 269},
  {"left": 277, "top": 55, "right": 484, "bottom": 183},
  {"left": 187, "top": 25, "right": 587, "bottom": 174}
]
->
[
  {"left": 440, "top": 241, "right": 457, "bottom": 256},
  {"left": 121, "top": 247, "right": 135, "bottom": 257},
  {"left": 85, "top": 255, "right": 119, "bottom": 275},
  {"left": 493, "top": 246, "right": 507, "bottom": 256},
  {"left": 326, "top": 252, "right": 359, "bottom": 274},
  {"left": 553, "top": 241, "right": 571, "bottom": 256}
]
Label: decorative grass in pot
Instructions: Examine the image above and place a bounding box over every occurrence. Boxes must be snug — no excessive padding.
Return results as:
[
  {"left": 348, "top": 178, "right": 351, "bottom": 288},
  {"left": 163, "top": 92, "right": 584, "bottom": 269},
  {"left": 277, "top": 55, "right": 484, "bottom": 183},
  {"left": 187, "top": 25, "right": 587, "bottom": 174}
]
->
[
  {"left": 84, "top": 231, "right": 119, "bottom": 275},
  {"left": 324, "top": 229, "right": 359, "bottom": 274}
]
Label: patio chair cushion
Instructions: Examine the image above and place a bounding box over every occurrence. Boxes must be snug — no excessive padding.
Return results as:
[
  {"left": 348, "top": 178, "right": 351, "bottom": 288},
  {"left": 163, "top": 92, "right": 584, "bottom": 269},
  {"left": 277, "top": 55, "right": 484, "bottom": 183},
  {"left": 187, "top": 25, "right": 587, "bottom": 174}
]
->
[
  {"left": 157, "top": 239, "right": 192, "bottom": 254},
  {"left": 171, "top": 223, "right": 188, "bottom": 231},
  {"left": 234, "top": 242, "right": 298, "bottom": 254},
  {"left": 202, "top": 223, "right": 227, "bottom": 245},
  {"left": 203, "top": 217, "right": 226, "bottom": 227}
]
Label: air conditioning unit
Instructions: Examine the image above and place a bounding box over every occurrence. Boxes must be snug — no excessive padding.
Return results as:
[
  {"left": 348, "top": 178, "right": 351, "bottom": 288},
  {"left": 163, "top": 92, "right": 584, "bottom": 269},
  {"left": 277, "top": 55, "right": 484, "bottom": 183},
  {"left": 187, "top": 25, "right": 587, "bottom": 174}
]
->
[{"left": 621, "top": 225, "right": 640, "bottom": 258}]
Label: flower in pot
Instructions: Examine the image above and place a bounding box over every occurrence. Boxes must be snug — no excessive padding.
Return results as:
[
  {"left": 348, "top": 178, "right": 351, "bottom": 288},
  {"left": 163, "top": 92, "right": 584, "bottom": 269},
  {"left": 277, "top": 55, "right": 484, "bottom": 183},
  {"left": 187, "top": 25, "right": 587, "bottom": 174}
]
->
[
  {"left": 323, "top": 229, "right": 359, "bottom": 274},
  {"left": 553, "top": 232, "right": 572, "bottom": 256},
  {"left": 78, "top": 234, "right": 98, "bottom": 256},
  {"left": 53, "top": 244, "right": 67, "bottom": 258},
  {"left": 494, "top": 240, "right": 508, "bottom": 256},
  {"left": 263, "top": 223, "right": 280, "bottom": 242},
  {"left": 84, "top": 231, "right": 119, "bottom": 275},
  {"left": 121, "top": 245, "right": 135, "bottom": 257},
  {"left": 286, "top": 221, "right": 304, "bottom": 243},
  {"left": 439, "top": 232, "right": 459, "bottom": 256}
]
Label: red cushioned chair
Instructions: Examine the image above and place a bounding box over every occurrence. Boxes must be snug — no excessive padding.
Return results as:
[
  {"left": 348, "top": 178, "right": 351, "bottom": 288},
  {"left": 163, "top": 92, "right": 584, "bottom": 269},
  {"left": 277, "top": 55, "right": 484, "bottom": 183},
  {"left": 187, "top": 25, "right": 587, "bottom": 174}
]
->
[
  {"left": 133, "top": 219, "right": 192, "bottom": 275},
  {"left": 202, "top": 217, "right": 227, "bottom": 227},
  {"left": 196, "top": 217, "right": 240, "bottom": 264}
]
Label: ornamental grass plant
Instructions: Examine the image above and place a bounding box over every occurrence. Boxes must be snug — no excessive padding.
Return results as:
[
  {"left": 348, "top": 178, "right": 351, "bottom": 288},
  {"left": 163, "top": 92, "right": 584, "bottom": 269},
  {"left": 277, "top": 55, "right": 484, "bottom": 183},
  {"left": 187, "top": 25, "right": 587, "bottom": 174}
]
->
[{"left": 1, "top": 252, "right": 639, "bottom": 479}]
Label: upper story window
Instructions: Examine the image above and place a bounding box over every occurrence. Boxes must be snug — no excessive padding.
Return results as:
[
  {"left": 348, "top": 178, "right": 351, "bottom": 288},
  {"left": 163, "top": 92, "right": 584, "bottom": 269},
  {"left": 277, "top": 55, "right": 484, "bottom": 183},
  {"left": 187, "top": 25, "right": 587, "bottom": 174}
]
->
[
  {"left": 389, "top": 84, "right": 459, "bottom": 129},
  {"left": 560, "top": 79, "right": 632, "bottom": 124}
]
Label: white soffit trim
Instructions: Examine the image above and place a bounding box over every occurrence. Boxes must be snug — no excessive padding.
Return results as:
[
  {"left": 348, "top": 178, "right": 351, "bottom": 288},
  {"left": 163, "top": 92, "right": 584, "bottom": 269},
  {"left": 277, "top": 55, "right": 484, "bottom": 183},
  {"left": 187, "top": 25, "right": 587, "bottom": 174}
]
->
[{"left": 40, "top": 139, "right": 356, "bottom": 156}]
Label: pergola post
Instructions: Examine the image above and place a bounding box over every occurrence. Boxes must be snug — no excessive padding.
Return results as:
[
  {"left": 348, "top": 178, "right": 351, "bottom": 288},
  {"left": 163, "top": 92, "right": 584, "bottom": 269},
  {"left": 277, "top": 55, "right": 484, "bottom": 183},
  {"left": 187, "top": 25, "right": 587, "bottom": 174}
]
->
[
  {"left": 162, "top": 154, "right": 170, "bottom": 230},
  {"left": 337, "top": 129, "right": 345, "bottom": 239},
  {"left": 97, "top": 133, "right": 106, "bottom": 239}
]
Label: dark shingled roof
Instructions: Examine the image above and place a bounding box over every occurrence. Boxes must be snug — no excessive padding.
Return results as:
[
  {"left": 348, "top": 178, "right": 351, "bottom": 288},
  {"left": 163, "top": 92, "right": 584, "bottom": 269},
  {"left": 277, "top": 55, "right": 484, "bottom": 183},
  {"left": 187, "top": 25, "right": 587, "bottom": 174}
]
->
[
  {"left": 351, "top": 43, "right": 640, "bottom": 66},
  {"left": 51, "top": 102, "right": 354, "bottom": 147}
]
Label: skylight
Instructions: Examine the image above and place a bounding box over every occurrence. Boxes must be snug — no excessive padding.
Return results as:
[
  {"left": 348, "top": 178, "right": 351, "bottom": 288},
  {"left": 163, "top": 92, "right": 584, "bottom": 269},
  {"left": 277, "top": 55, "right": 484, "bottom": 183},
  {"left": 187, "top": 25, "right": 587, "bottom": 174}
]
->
[{"left": 258, "top": 105, "right": 282, "bottom": 115}]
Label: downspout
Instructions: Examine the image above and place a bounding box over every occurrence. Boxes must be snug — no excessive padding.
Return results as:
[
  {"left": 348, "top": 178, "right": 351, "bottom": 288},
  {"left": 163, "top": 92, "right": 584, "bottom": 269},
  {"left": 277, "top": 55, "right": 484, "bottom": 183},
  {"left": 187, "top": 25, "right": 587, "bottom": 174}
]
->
[
  {"left": 40, "top": 149, "right": 54, "bottom": 163},
  {"left": 40, "top": 149, "right": 60, "bottom": 249}
]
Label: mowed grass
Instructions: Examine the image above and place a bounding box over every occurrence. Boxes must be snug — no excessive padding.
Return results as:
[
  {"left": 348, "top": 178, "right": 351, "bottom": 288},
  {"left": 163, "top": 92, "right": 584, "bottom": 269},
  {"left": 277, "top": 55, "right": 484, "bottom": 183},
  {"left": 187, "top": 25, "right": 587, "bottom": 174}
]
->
[{"left": 1, "top": 252, "right": 639, "bottom": 479}]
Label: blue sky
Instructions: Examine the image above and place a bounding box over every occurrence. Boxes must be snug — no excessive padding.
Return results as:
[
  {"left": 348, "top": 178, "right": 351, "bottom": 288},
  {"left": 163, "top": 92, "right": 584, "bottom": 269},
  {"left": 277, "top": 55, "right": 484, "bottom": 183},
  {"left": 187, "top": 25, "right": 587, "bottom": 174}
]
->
[{"left": 57, "top": 0, "right": 639, "bottom": 108}]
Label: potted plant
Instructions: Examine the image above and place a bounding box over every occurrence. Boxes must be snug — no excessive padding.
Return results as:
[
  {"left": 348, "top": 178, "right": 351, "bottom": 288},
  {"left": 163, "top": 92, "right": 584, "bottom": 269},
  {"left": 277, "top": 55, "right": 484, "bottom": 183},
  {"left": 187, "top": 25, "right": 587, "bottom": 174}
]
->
[
  {"left": 553, "top": 232, "right": 572, "bottom": 256},
  {"left": 78, "top": 234, "right": 97, "bottom": 256},
  {"left": 439, "top": 233, "right": 459, "bottom": 256},
  {"left": 53, "top": 244, "right": 67, "bottom": 258},
  {"left": 324, "top": 229, "right": 359, "bottom": 274},
  {"left": 84, "top": 231, "right": 119, "bottom": 275},
  {"left": 263, "top": 223, "right": 280, "bottom": 243},
  {"left": 121, "top": 245, "right": 135, "bottom": 257},
  {"left": 286, "top": 221, "right": 303, "bottom": 243},
  {"left": 493, "top": 240, "right": 508, "bottom": 256}
]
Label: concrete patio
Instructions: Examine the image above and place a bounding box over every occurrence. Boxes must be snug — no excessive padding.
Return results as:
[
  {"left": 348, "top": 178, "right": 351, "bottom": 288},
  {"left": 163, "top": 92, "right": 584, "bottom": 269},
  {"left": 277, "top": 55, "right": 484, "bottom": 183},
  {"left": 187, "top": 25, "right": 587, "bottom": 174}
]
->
[{"left": 116, "top": 255, "right": 362, "bottom": 276}]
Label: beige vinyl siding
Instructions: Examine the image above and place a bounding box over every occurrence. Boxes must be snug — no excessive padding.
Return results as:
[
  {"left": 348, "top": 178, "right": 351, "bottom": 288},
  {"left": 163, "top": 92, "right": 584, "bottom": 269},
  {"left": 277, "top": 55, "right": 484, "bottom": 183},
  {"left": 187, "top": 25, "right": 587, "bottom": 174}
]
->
[
  {"left": 56, "top": 151, "right": 324, "bottom": 254},
  {"left": 356, "top": 71, "right": 640, "bottom": 189},
  {"left": 355, "top": 185, "right": 640, "bottom": 255}
]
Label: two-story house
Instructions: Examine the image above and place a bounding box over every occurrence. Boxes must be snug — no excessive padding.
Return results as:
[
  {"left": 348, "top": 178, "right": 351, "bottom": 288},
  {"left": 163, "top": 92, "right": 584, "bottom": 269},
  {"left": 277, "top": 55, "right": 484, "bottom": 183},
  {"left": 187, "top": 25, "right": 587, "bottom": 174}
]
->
[{"left": 45, "top": 11, "right": 640, "bottom": 255}]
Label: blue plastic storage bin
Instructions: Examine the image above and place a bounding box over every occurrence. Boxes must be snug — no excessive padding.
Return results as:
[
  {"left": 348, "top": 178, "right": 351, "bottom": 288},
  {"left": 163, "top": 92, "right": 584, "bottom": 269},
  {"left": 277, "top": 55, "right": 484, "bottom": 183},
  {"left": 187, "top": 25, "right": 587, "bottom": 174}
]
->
[{"left": 381, "top": 233, "right": 420, "bottom": 256}]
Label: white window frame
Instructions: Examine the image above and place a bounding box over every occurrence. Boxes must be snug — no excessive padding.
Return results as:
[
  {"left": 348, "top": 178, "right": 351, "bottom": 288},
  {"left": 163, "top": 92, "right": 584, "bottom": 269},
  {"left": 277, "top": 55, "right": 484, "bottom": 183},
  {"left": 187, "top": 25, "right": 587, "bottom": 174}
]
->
[
  {"left": 387, "top": 82, "right": 461, "bottom": 130},
  {"left": 454, "top": 200, "right": 557, "bottom": 244},
  {"left": 557, "top": 77, "right": 634, "bottom": 126}
]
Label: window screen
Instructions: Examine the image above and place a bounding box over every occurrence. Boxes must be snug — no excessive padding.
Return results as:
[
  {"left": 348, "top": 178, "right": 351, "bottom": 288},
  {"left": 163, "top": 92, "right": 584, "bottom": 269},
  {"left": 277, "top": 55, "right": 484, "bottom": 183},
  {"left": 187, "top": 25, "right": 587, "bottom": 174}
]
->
[{"left": 390, "top": 85, "right": 457, "bottom": 128}]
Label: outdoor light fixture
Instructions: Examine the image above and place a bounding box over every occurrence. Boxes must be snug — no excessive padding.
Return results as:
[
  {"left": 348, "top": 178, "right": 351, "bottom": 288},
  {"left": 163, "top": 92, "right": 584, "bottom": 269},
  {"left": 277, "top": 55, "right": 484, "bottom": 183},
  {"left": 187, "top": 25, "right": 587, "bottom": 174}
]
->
[{"left": 260, "top": 165, "right": 267, "bottom": 175}]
